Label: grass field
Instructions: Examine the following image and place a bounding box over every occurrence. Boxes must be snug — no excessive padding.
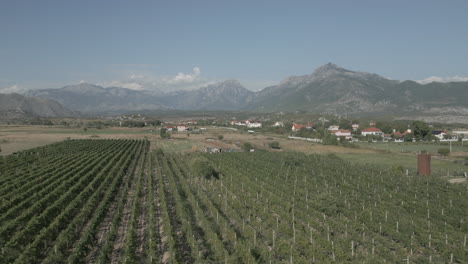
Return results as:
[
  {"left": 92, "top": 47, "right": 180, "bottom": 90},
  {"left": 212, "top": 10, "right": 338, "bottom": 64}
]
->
[
  {"left": 356, "top": 141, "right": 468, "bottom": 153},
  {"left": 1, "top": 125, "right": 467, "bottom": 179}
]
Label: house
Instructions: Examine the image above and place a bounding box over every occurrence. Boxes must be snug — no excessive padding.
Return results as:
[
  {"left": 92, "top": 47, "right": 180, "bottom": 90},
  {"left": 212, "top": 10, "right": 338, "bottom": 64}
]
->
[
  {"left": 352, "top": 124, "right": 360, "bottom": 131},
  {"left": 205, "top": 147, "right": 221, "bottom": 153},
  {"left": 362, "top": 127, "right": 384, "bottom": 137},
  {"left": 246, "top": 120, "right": 262, "bottom": 128},
  {"left": 164, "top": 125, "right": 176, "bottom": 132},
  {"left": 177, "top": 124, "right": 187, "bottom": 132},
  {"left": 292, "top": 124, "right": 306, "bottom": 132},
  {"left": 392, "top": 130, "right": 411, "bottom": 138},
  {"left": 187, "top": 121, "right": 198, "bottom": 125},
  {"left": 333, "top": 129, "right": 352, "bottom": 140},
  {"left": 369, "top": 122, "right": 376, "bottom": 126},
  {"left": 305, "top": 123, "right": 315, "bottom": 129},
  {"left": 432, "top": 130, "right": 447, "bottom": 140},
  {"left": 328, "top": 125, "right": 339, "bottom": 131},
  {"left": 273, "top": 121, "right": 284, "bottom": 127},
  {"left": 231, "top": 120, "right": 246, "bottom": 126},
  {"left": 384, "top": 134, "right": 392, "bottom": 141}
]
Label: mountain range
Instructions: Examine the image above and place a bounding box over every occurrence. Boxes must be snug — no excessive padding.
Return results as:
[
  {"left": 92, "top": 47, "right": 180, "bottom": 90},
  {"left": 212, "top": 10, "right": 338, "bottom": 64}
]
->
[
  {"left": 0, "top": 93, "right": 78, "bottom": 119},
  {"left": 2, "top": 63, "right": 468, "bottom": 120}
]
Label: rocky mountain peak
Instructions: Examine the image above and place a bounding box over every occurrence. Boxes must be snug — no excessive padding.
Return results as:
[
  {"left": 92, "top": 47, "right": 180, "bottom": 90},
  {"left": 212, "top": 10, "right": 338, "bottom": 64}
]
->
[{"left": 312, "top": 63, "right": 353, "bottom": 77}]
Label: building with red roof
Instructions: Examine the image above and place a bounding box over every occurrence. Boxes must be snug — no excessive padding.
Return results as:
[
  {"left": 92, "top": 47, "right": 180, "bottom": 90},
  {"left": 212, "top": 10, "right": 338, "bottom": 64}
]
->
[
  {"left": 292, "top": 124, "right": 306, "bottom": 132},
  {"left": 361, "top": 127, "right": 384, "bottom": 137}
]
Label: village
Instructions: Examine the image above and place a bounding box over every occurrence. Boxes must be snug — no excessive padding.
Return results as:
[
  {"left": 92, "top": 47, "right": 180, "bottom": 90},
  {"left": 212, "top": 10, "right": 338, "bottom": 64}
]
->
[{"left": 157, "top": 117, "right": 467, "bottom": 144}]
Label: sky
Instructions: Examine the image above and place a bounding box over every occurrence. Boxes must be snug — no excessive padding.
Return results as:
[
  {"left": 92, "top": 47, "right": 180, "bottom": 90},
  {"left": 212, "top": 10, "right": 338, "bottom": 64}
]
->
[{"left": 1, "top": 0, "right": 468, "bottom": 92}]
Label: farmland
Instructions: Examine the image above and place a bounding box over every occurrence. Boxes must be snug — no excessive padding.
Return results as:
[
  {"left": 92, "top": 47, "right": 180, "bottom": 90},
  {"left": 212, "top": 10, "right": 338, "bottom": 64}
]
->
[{"left": 0, "top": 139, "right": 466, "bottom": 263}]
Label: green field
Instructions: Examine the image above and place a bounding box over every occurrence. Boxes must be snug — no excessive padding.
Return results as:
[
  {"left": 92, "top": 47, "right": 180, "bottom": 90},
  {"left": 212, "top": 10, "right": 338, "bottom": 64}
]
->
[
  {"left": 0, "top": 139, "right": 466, "bottom": 263},
  {"left": 356, "top": 141, "right": 468, "bottom": 153}
]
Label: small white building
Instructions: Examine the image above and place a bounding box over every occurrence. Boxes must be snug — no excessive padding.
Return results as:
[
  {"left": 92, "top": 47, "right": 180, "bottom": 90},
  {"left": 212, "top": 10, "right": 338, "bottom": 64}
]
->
[
  {"left": 177, "top": 124, "right": 187, "bottom": 132},
  {"left": 352, "top": 124, "right": 360, "bottom": 131},
  {"left": 432, "top": 130, "right": 447, "bottom": 140},
  {"left": 164, "top": 126, "right": 176, "bottom": 132},
  {"left": 246, "top": 120, "right": 262, "bottom": 128},
  {"left": 328, "top": 125, "right": 339, "bottom": 131},
  {"left": 334, "top": 129, "right": 352, "bottom": 140},
  {"left": 273, "top": 121, "right": 284, "bottom": 127},
  {"left": 361, "top": 127, "right": 384, "bottom": 137}
]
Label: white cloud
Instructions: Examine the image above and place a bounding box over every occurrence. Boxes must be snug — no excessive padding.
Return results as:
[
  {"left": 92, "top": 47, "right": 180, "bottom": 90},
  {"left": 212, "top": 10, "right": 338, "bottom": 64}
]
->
[
  {"left": 0, "top": 84, "right": 26, "bottom": 94},
  {"left": 416, "top": 76, "right": 468, "bottom": 84},
  {"left": 100, "top": 67, "right": 210, "bottom": 92},
  {"left": 170, "top": 67, "right": 202, "bottom": 84}
]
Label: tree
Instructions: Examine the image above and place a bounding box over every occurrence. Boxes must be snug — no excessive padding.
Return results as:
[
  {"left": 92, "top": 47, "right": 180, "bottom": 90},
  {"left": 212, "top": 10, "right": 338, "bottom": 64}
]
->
[
  {"left": 339, "top": 119, "right": 352, "bottom": 130},
  {"left": 322, "top": 132, "right": 338, "bottom": 145},
  {"left": 218, "top": 135, "right": 224, "bottom": 141},
  {"left": 243, "top": 142, "right": 254, "bottom": 152},
  {"left": 412, "top": 121, "right": 431, "bottom": 141},
  {"left": 268, "top": 141, "right": 280, "bottom": 149},
  {"left": 376, "top": 121, "right": 393, "bottom": 134},
  {"left": 160, "top": 128, "right": 170, "bottom": 139}
]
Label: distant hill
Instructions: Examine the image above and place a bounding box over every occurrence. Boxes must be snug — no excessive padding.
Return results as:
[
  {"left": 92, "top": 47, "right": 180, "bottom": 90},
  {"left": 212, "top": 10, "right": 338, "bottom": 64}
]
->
[
  {"left": 247, "top": 63, "right": 468, "bottom": 115},
  {"left": 155, "top": 80, "right": 254, "bottom": 110},
  {"left": 27, "top": 83, "right": 167, "bottom": 114},
  {"left": 0, "top": 93, "right": 78, "bottom": 119},
  {"left": 28, "top": 81, "right": 254, "bottom": 114},
  {"left": 23, "top": 64, "right": 468, "bottom": 121}
]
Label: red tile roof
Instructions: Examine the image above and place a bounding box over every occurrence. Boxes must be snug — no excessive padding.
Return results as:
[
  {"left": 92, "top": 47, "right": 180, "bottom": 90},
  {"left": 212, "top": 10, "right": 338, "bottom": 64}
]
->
[
  {"left": 293, "top": 124, "right": 305, "bottom": 130},
  {"left": 363, "top": 127, "right": 382, "bottom": 132}
]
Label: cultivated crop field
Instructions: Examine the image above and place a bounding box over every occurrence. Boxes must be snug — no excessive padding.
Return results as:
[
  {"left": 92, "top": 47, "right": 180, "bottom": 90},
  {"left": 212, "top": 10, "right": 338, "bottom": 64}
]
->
[{"left": 0, "top": 139, "right": 466, "bottom": 263}]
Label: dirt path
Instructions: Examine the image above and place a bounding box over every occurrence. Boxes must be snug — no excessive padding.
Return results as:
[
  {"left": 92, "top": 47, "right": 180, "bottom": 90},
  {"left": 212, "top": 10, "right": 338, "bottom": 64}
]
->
[{"left": 448, "top": 178, "right": 467, "bottom": 183}]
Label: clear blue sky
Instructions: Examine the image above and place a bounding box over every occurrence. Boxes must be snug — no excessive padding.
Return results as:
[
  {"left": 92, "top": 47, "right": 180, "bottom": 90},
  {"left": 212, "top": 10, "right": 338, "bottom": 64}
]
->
[{"left": 1, "top": 0, "right": 467, "bottom": 91}]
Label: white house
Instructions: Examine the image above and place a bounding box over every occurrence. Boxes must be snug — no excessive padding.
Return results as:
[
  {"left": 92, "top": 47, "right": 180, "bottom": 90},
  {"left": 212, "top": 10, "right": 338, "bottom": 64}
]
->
[
  {"left": 432, "top": 130, "right": 447, "bottom": 140},
  {"left": 273, "top": 121, "right": 284, "bottom": 127},
  {"left": 361, "top": 127, "right": 384, "bottom": 137},
  {"left": 164, "top": 125, "right": 175, "bottom": 132},
  {"left": 231, "top": 120, "right": 246, "bottom": 126},
  {"left": 246, "top": 120, "right": 262, "bottom": 128},
  {"left": 352, "top": 124, "right": 360, "bottom": 131},
  {"left": 177, "top": 124, "right": 187, "bottom": 132},
  {"left": 328, "top": 125, "right": 339, "bottom": 131},
  {"left": 333, "top": 129, "right": 352, "bottom": 140}
]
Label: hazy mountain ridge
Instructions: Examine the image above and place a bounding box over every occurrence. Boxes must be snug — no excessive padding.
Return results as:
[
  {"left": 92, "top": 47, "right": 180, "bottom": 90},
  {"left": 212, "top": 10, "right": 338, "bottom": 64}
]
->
[
  {"left": 248, "top": 63, "right": 468, "bottom": 115},
  {"left": 27, "top": 80, "right": 254, "bottom": 114},
  {"left": 16, "top": 63, "right": 468, "bottom": 118},
  {"left": 0, "top": 93, "right": 78, "bottom": 118}
]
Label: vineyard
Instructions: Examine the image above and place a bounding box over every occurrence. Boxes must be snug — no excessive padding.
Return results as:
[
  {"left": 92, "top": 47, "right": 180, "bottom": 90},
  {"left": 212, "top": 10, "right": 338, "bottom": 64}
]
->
[{"left": 0, "top": 139, "right": 467, "bottom": 263}]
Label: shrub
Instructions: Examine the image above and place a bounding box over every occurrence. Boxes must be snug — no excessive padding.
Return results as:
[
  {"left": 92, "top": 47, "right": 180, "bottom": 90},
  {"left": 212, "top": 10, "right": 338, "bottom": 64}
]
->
[
  {"left": 268, "top": 141, "right": 280, "bottom": 149},
  {"left": 160, "top": 128, "right": 170, "bottom": 139},
  {"left": 438, "top": 148, "right": 450, "bottom": 156},
  {"left": 155, "top": 149, "right": 164, "bottom": 157},
  {"left": 243, "top": 142, "right": 254, "bottom": 152},
  {"left": 218, "top": 135, "right": 224, "bottom": 141},
  {"left": 191, "top": 158, "right": 218, "bottom": 180}
]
